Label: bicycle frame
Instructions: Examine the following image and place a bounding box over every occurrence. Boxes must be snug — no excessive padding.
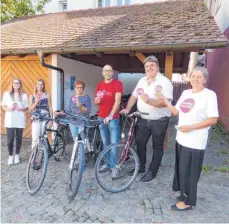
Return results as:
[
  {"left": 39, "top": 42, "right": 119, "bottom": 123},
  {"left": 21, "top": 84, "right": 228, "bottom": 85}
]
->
[
  {"left": 69, "top": 125, "right": 86, "bottom": 170},
  {"left": 119, "top": 115, "right": 139, "bottom": 164}
]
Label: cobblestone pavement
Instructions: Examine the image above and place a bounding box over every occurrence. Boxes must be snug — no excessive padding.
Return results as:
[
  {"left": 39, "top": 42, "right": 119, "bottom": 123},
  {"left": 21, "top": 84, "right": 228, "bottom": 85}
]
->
[{"left": 1, "top": 120, "right": 229, "bottom": 223}]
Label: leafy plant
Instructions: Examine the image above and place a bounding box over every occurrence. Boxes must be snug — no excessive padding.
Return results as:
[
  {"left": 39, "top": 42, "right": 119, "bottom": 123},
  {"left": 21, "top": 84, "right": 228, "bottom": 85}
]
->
[{"left": 1, "top": 0, "right": 51, "bottom": 23}]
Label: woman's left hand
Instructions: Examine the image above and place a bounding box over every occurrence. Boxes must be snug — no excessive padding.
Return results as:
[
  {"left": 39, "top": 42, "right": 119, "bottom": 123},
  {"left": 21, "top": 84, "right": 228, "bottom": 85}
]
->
[{"left": 179, "top": 125, "right": 194, "bottom": 133}]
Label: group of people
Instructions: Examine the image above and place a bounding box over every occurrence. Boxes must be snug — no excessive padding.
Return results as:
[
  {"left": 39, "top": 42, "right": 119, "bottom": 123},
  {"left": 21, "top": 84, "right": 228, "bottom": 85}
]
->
[{"left": 2, "top": 55, "right": 218, "bottom": 211}]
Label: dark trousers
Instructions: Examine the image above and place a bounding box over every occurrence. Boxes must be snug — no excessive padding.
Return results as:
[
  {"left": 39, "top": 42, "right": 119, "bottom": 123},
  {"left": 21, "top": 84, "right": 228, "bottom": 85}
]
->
[
  {"left": 6, "top": 128, "right": 24, "bottom": 156},
  {"left": 173, "top": 142, "right": 205, "bottom": 206},
  {"left": 135, "top": 117, "right": 169, "bottom": 175}
]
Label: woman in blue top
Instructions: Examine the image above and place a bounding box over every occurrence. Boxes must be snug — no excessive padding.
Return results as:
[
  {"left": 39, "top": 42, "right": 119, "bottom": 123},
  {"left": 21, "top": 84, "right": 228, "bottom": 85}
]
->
[
  {"left": 29, "top": 79, "right": 53, "bottom": 149},
  {"left": 68, "top": 80, "right": 91, "bottom": 141}
]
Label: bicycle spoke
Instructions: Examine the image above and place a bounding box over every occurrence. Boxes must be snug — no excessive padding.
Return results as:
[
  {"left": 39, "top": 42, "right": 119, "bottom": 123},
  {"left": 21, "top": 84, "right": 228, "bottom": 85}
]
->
[{"left": 96, "top": 144, "right": 139, "bottom": 193}]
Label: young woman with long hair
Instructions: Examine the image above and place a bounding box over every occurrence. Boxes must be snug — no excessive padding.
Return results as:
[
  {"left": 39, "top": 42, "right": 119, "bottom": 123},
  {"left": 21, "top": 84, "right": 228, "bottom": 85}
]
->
[
  {"left": 29, "top": 79, "right": 53, "bottom": 150},
  {"left": 1, "top": 78, "right": 28, "bottom": 165}
]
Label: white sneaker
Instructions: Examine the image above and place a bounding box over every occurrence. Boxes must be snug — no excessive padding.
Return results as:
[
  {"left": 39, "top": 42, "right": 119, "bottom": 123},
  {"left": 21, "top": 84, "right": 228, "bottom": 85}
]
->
[
  {"left": 8, "top": 156, "right": 14, "bottom": 165},
  {"left": 14, "top": 154, "right": 20, "bottom": 164}
]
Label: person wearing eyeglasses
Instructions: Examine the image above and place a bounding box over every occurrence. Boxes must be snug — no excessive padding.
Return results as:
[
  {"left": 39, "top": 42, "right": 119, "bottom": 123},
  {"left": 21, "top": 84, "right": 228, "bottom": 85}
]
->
[
  {"left": 1, "top": 78, "right": 28, "bottom": 165},
  {"left": 94, "top": 65, "right": 123, "bottom": 180},
  {"left": 29, "top": 79, "right": 53, "bottom": 150},
  {"left": 121, "top": 55, "right": 173, "bottom": 182},
  {"left": 67, "top": 80, "right": 91, "bottom": 140}
]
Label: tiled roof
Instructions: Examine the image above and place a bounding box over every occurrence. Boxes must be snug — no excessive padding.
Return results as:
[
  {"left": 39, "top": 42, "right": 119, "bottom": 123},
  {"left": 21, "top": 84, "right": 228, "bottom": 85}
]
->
[{"left": 1, "top": 0, "right": 228, "bottom": 55}]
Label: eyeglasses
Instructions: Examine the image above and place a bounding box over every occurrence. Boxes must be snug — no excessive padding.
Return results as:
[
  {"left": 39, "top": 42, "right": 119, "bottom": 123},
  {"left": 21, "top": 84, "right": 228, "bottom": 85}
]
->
[
  {"left": 13, "top": 82, "right": 21, "bottom": 84},
  {"left": 103, "top": 69, "right": 113, "bottom": 72},
  {"left": 75, "top": 86, "right": 83, "bottom": 89}
]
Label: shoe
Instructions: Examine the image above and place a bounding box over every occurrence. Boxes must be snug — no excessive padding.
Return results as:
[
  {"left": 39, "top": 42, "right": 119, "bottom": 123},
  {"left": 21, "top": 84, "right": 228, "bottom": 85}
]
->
[
  {"left": 140, "top": 170, "right": 156, "bottom": 182},
  {"left": 99, "top": 165, "right": 109, "bottom": 173},
  {"left": 8, "top": 156, "right": 14, "bottom": 165},
  {"left": 33, "top": 163, "right": 41, "bottom": 170},
  {"left": 111, "top": 168, "right": 120, "bottom": 180},
  {"left": 14, "top": 154, "right": 20, "bottom": 164},
  {"left": 170, "top": 204, "right": 192, "bottom": 211},
  {"left": 128, "top": 168, "right": 145, "bottom": 176},
  {"left": 176, "top": 196, "right": 185, "bottom": 201}
]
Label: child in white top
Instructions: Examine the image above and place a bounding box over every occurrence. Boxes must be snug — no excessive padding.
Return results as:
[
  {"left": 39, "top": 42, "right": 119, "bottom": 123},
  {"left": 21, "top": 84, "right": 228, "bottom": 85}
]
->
[{"left": 1, "top": 78, "right": 28, "bottom": 165}]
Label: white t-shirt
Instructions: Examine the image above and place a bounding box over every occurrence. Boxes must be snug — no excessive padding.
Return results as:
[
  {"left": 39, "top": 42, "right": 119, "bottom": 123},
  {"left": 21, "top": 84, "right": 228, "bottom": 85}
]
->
[
  {"left": 175, "top": 88, "right": 219, "bottom": 150},
  {"left": 132, "top": 73, "right": 173, "bottom": 120},
  {"left": 1, "top": 92, "right": 29, "bottom": 128}
]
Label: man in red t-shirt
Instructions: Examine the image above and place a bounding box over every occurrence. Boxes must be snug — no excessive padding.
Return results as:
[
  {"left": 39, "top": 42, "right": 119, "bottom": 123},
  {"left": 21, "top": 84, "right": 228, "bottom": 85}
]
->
[{"left": 94, "top": 65, "right": 123, "bottom": 180}]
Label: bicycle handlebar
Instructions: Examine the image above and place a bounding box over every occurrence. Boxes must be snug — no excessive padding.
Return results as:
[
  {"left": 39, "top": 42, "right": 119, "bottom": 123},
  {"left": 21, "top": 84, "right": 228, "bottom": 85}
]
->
[
  {"left": 121, "top": 111, "right": 149, "bottom": 118},
  {"left": 64, "top": 110, "right": 103, "bottom": 127}
]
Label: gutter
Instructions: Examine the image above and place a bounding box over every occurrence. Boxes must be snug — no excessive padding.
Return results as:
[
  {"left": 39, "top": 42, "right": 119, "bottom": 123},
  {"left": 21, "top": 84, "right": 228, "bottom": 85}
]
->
[
  {"left": 37, "top": 51, "right": 65, "bottom": 110},
  {"left": 1, "top": 41, "right": 228, "bottom": 55}
]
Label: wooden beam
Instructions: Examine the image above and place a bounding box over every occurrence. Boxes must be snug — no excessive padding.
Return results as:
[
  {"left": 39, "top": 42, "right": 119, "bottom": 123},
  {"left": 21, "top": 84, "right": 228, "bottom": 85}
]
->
[
  {"left": 135, "top": 52, "right": 146, "bottom": 64},
  {"left": 165, "top": 51, "right": 174, "bottom": 80}
]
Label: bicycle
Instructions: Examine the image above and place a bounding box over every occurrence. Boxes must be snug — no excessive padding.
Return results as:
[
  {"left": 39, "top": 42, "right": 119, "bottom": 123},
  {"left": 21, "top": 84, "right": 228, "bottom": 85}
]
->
[
  {"left": 95, "top": 111, "right": 148, "bottom": 193},
  {"left": 26, "top": 112, "right": 69, "bottom": 195},
  {"left": 85, "top": 113, "right": 103, "bottom": 162},
  {"left": 64, "top": 110, "right": 103, "bottom": 200}
]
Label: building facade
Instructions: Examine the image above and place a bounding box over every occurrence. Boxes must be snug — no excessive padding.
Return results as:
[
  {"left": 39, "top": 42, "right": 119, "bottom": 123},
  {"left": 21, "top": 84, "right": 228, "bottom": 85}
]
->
[{"left": 204, "top": 0, "right": 229, "bottom": 132}]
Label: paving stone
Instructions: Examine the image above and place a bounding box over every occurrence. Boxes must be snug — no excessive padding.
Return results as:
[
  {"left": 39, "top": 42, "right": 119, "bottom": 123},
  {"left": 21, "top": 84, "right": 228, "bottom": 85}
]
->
[{"left": 1, "top": 129, "right": 229, "bottom": 223}]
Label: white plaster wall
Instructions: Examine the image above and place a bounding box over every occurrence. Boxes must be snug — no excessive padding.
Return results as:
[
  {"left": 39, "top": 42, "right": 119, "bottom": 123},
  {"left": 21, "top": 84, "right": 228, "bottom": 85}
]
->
[
  {"left": 44, "top": 0, "right": 95, "bottom": 13},
  {"left": 57, "top": 55, "right": 103, "bottom": 115},
  {"left": 204, "top": 0, "right": 229, "bottom": 32},
  {"left": 51, "top": 54, "right": 61, "bottom": 111},
  {"left": 118, "top": 73, "right": 144, "bottom": 95}
]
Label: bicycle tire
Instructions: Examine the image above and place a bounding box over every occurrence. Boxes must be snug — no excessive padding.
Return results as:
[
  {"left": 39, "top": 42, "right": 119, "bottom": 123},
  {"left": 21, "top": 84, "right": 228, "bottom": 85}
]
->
[
  {"left": 66, "top": 142, "right": 85, "bottom": 200},
  {"left": 95, "top": 143, "right": 139, "bottom": 193},
  {"left": 26, "top": 138, "right": 49, "bottom": 195}
]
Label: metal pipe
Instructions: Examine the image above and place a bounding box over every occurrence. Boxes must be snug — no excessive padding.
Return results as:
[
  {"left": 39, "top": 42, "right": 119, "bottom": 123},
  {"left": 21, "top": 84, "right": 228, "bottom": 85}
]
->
[{"left": 37, "top": 52, "right": 65, "bottom": 110}]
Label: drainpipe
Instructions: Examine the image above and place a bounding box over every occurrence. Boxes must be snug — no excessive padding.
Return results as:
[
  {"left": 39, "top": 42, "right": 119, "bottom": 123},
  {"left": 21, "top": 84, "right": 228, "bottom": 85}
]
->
[{"left": 37, "top": 51, "right": 65, "bottom": 110}]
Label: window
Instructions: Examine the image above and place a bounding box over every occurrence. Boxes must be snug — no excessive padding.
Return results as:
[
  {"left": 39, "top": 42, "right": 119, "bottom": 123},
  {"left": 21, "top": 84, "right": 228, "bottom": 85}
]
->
[
  {"left": 105, "top": 0, "right": 111, "bottom": 7},
  {"left": 59, "top": 0, "right": 67, "bottom": 12},
  {"left": 117, "top": 0, "right": 122, "bottom": 6},
  {"left": 125, "top": 0, "right": 130, "bottom": 5},
  {"left": 98, "top": 0, "right": 103, "bottom": 7}
]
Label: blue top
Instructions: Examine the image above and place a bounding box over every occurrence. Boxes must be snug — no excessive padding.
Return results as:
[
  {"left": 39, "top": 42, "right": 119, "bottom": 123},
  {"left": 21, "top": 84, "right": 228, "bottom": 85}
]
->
[
  {"left": 31, "top": 95, "right": 50, "bottom": 122},
  {"left": 68, "top": 94, "right": 91, "bottom": 125}
]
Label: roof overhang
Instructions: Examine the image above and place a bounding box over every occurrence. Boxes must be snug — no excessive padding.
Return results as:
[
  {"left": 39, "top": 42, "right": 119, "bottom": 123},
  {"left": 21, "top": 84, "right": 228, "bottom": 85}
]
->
[{"left": 1, "top": 41, "right": 228, "bottom": 56}]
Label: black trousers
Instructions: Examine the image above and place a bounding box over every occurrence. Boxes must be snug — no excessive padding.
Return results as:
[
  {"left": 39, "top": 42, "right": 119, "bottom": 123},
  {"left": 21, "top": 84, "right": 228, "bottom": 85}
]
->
[
  {"left": 6, "top": 128, "right": 24, "bottom": 156},
  {"left": 173, "top": 142, "right": 205, "bottom": 206},
  {"left": 135, "top": 117, "right": 169, "bottom": 175}
]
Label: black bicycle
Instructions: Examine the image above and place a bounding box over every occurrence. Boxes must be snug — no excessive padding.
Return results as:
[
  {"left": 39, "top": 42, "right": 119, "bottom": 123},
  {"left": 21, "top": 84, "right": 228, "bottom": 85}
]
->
[
  {"left": 64, "top": 110, "right": 103, "bottom": 200},
  {"left": 85, "top": 113, "right": 103, "bottom": 162},
  {"left": 26, "top": 112, "right": 69, "bottom": 195}
]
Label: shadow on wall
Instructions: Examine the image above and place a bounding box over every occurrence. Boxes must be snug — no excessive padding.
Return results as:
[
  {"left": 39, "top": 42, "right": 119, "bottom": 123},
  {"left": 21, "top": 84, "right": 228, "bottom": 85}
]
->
[{"left": 206, "top": 27, "right": 229, "bottom": 133}]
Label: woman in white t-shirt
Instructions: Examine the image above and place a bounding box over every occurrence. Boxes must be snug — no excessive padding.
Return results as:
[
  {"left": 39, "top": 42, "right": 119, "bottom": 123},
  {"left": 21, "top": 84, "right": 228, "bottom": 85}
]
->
[
  {"left": 29, "top": 79, "right": 53, "bottom": 150},
  {"left": 158, "top": 67, "right": 219, "bottom": 211},
  {"left": 1, "top": 78, "right": 29, "bottom": 165}
]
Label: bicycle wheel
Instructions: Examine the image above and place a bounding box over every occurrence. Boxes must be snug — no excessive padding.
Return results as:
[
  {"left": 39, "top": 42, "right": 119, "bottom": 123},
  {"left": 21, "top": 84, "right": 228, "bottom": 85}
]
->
[
  {"left": 26, "top": 138, "right": 49, "bottom": 194},
  {"left": 66, "top": 142, "right": 85, "bottom": 200},
  {"left": 95, "top": 143, "right": 139, "bottom": 193}
]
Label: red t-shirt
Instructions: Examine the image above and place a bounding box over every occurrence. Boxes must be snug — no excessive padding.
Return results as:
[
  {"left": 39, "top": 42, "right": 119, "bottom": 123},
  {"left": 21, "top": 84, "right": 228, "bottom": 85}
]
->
[{"left": 95, "top": 80, "right": 123, "bottom": 119}]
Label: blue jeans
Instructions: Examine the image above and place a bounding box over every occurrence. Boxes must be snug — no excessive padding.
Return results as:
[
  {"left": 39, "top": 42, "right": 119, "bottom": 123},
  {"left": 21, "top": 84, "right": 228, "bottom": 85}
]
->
[
  {"left": 98, "top": 117, "right": 120, "bottom": 168},
  {"left": 69, "top": 124, "right": 79, "bottom": 142}
]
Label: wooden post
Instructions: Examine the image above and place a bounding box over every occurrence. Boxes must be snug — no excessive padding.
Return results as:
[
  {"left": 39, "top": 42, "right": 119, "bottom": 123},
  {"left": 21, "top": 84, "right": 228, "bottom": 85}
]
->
[
  {"left": 165, "top": 51, "right": 174, "bottom": 80},
  {"left": 164, "top": 52, "right": 174, "bottom": 150},
  {"left": 135, "top": 52, "right": 146, "bottom": 63}
]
